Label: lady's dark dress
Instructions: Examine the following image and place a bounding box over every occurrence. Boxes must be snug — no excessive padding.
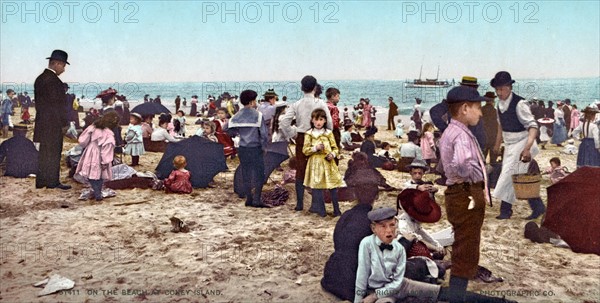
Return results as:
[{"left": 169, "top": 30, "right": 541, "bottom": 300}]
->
[{"left": 321, "top": 203, "right": 373, "bottom": 301}]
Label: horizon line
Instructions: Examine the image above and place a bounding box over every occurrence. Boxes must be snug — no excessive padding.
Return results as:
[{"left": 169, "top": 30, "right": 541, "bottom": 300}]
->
[{"left": 2, "top": 75, "right": 598, "bottom": 86}]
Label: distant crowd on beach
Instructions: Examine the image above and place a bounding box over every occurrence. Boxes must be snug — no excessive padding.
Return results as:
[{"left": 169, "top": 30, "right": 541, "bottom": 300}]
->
[{"left": 2, "top": 49, "right": 600, "bottom": 303}]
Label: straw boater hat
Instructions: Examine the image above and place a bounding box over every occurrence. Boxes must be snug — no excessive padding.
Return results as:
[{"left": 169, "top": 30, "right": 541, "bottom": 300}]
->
[
  {"left": 460, "top": 76, "right": 479, "bottom": 88},
  {"left": 537, "top": 117, "right": 555, "bottom": 124},
  {"left": 406, "top": 159, "right": 429, "bottom": 172},
  {"left": 397, "top": 189, "right": 441, "bottom": 223}
]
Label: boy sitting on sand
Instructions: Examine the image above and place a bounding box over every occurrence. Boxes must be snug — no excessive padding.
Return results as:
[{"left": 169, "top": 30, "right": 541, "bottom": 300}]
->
[
  {"left": 403, "top": 159, "right": 438, "bottom": 197},
  {"left": 355, "top": 207, "right": 514, "bottom": 303}
]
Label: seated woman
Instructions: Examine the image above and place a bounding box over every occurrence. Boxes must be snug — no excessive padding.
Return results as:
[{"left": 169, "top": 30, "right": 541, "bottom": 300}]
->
[
  {"left": 344, "top": 152, "right": 395, "bottom": 191},
  {"left": 340, "top": 123, "right": 361, "bottom": 151},
  {"left": 396, "top": 188, "right": 445, "bottom": 259},
  {"left": 148, "top": 114, "right": 180, "bottom": 152},
  {"left": 321, "top": 167, "right": 382, "bottom": 301},
  {"left": 360, "top": 127, "right": 386, "bottom": 168}
]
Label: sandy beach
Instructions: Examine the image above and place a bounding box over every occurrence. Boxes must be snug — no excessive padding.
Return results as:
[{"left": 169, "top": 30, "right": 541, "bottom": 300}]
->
[{"left": 1, "top": 109, "right": 599, "bottom": 303}]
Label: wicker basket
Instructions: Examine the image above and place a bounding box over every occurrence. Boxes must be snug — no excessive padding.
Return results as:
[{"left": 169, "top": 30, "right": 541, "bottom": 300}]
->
[{"left": 512, "top": 173, "right": 541, "bottom": 199}]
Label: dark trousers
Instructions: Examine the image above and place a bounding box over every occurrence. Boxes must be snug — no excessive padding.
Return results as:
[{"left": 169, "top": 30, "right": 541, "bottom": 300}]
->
[
  {"left": 388, "top": 115, "right": 396, "bottom": 130},
  {"left": 343, "top": 143, "right": 361, "bottom": 151},
  {"left": 89, "top": 179, "right": 103, "bottom": 199},
  {"left": 294, "top": 133, "right": 309, "bottom": 208},
  {"left": 238, "top": 146, "right": 265, "bottom": 205},
  {"left": 295, "top": 133, "right": 309, "bottom": 181},
  {"left": 332, "top": 128, "right": 341, "bottom": 166},
  {"left": 310, "top": 188, "right": 338, "bottom": 216},
  {"left": 36, "top": 134, "right": 63, "bottom": 188},
  {"left": 482, "top": 145, "right": 499, "bottom": 165},
  {"left": 444, "top": 182, "right": 485, "bottom": 279}
]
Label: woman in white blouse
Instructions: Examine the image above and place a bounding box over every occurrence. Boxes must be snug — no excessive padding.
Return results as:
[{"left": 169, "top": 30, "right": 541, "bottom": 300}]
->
[{"left": 151, "top": 114, "right": 180, "bottom": 143}]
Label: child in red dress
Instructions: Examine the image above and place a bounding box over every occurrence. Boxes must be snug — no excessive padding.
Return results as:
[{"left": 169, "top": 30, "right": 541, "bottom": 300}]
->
[{"left": 164, "top": 155, "right": 193, "bottom": 194}]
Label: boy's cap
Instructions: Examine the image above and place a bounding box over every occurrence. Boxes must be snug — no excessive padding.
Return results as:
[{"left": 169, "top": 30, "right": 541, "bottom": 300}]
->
[
  {"left": 406, "top": 158, "right": 429, "bottom": 171},
  {"left": 446, "top": 86, "right": 487, "bottom": 104},
  {"left": 367, "top": 207, "right": 397, "bottom": 222},
  {"left": 6, "top": 89, "right": 15, "bottom": 95}
]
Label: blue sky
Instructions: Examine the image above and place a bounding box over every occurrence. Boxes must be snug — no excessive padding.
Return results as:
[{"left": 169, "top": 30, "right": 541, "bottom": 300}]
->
[{"left": 1, "top": 0, "right": 599, "bottom": 84}]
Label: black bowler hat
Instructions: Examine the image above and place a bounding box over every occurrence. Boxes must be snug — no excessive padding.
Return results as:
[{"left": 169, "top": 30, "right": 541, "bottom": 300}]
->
[
  {"left": 490, "top": 71, "right": 515, "bottom": 88},
  {"left": 446, "top": 86, "right": 487, "bottom": 104},
  {"left": 46, "top": 49, "right": 70, "bottom": 65}
]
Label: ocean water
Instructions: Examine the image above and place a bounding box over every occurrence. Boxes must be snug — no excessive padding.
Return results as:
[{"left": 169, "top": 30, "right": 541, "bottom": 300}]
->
[{"left": 6, "top": 77, "right": 599, "bottom": 115}]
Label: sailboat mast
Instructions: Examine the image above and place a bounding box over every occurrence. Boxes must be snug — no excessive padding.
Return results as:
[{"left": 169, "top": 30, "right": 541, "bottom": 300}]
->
[
  {"left": 419, "top": 64, "right": 423, "bottom": 80},
  {"left": 436, "top": 65, "right": 440, "bottom": 80}
]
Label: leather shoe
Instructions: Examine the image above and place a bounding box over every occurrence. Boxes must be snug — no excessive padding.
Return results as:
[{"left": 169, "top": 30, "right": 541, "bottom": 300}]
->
[{"left": 49, "top": 183, "right": 72, "bottom": 190}]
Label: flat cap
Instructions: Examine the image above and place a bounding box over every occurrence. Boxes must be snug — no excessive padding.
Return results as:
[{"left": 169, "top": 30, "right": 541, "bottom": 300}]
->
[
  {"left": 446, "top": 86, "right": 487, "bottom": 104},
  {"left": 367, "top": 207, "right": 397, "bottom": 222}
]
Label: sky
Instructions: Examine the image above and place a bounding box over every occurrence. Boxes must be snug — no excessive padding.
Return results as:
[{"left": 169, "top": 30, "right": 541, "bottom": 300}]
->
[{"left": 1, "top": 0, "right": 599, "bottom": 84}]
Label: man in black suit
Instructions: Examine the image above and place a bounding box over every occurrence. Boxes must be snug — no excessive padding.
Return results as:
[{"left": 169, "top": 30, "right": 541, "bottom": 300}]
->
[{"left": 33, "top": 50, "right": 71, "bottom": 190}]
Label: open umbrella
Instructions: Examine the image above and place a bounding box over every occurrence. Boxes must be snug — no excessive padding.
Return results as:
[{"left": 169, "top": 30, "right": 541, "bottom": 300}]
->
[
  {"left": 542, "top": 166, "right": 600, "bottom": 255},
  {"left": 155, "top": 136, "right": 228, "bottom": 188},
  {"left": 131, "top": 102, "right": 170, "bottom": 116}
]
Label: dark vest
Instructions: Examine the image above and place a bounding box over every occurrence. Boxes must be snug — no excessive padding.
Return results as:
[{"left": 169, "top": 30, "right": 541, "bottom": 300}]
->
[{"left": 498, "top": 93, "right": 526, "bottom": 132}]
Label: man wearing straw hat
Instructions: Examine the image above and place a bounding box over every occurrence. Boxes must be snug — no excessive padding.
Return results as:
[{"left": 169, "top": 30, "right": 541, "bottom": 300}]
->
[{"left": 490, "top": 71, "right": 545, "bottom": 220}]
